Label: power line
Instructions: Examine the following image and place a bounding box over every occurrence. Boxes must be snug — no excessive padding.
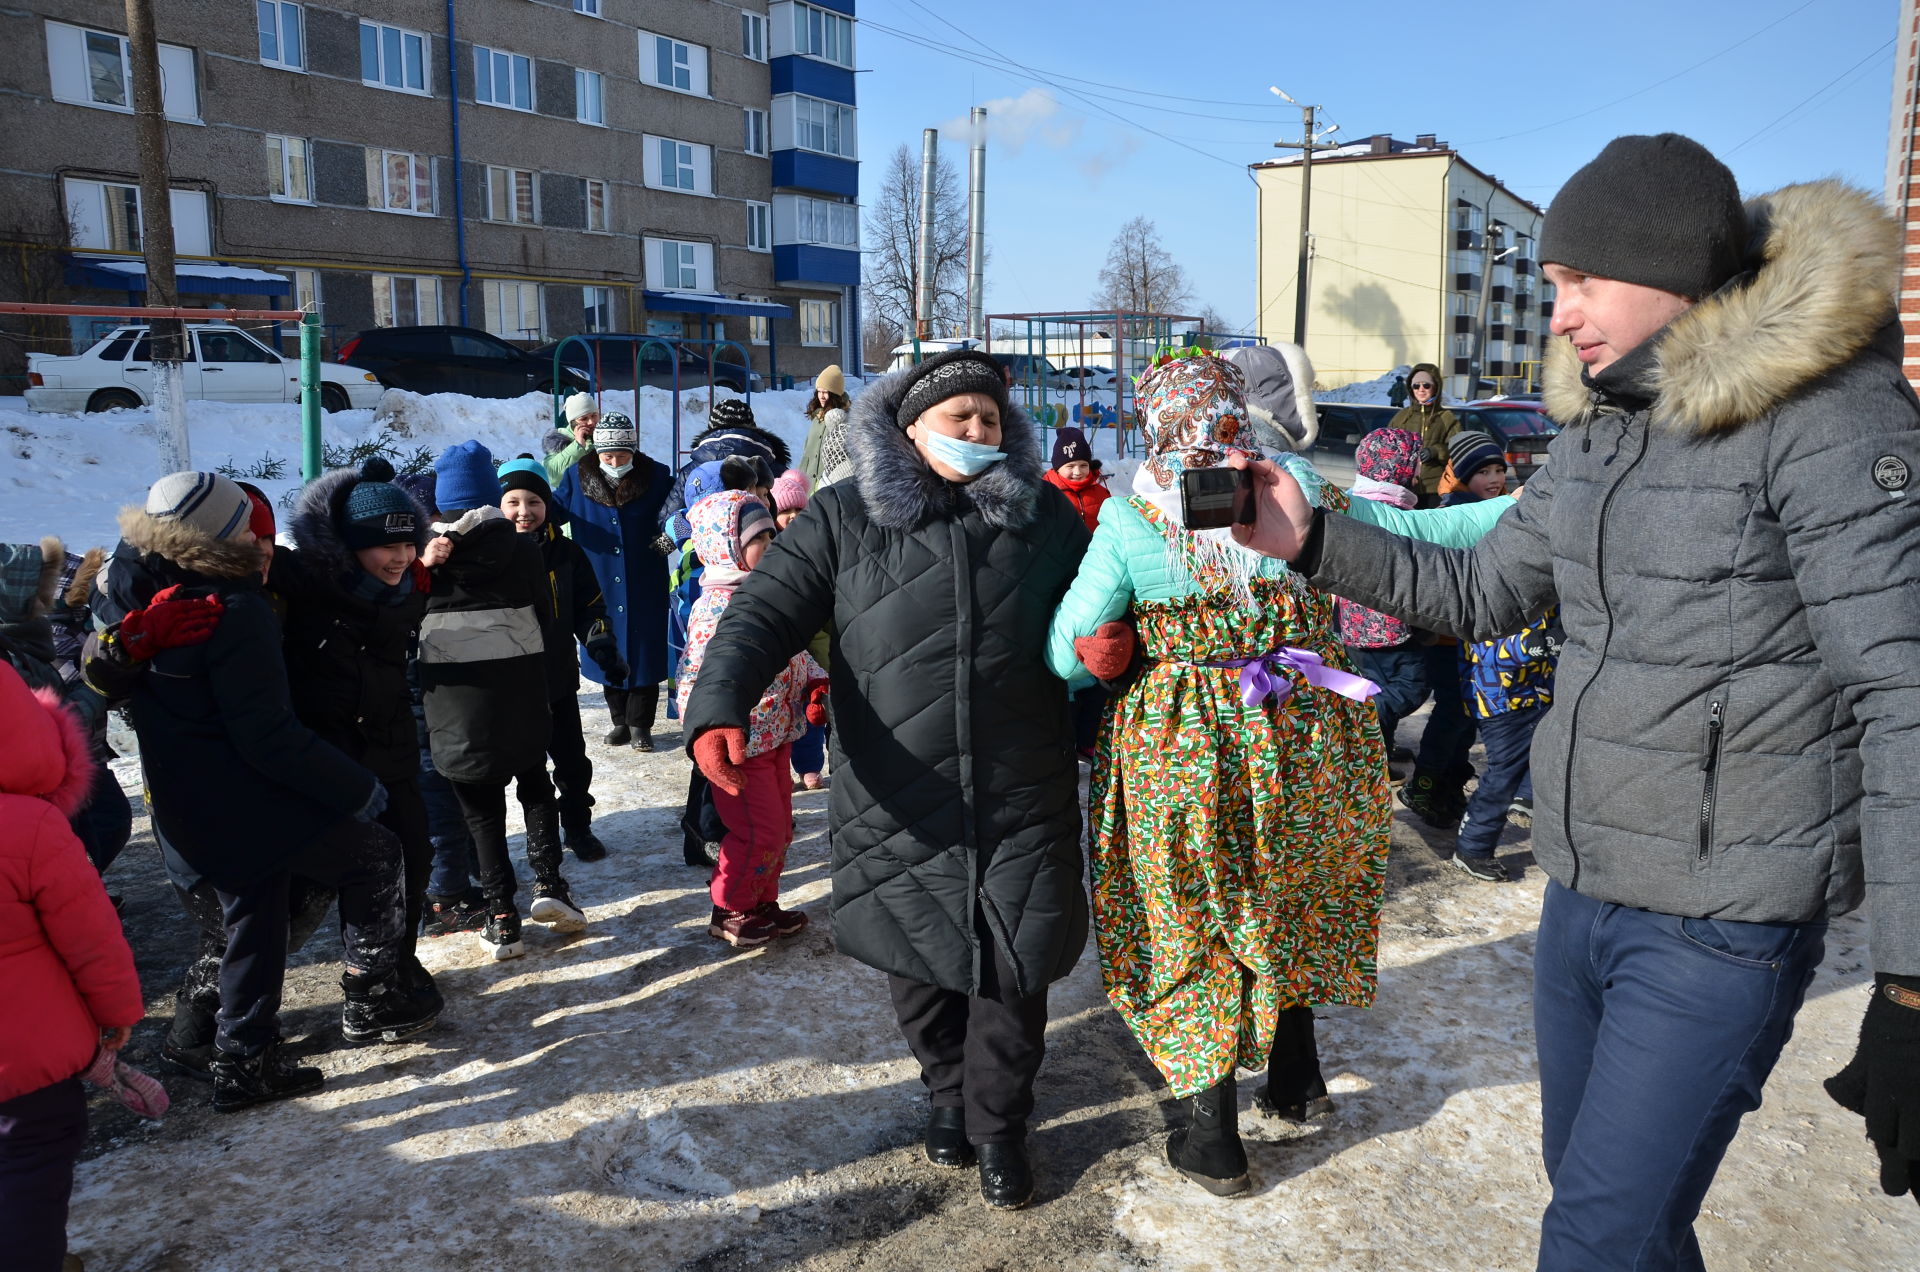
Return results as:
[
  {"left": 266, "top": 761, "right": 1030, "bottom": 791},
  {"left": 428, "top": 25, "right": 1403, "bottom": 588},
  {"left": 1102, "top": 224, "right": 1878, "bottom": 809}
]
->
[{"left": 1725, "top": 39, "right": 1894, "bottom": 155}]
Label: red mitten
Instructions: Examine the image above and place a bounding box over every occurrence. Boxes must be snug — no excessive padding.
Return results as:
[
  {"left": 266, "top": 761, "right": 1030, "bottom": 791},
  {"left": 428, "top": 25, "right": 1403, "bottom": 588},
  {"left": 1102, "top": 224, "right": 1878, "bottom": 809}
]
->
[
  {"left": 692, "top": 727, "right": 749, "bottom": 797},
  {"left": 408, "top": 558, "right": 433, "bottom": 594},
  {"left": 117, "top": 585, "right": 225, "bottom": 660},
  {"left": 1073, "top": 620, "right": 1134, "bottom": 681},
  {"left": 805, "top": 680, "right": 831, "bottom": 726}
]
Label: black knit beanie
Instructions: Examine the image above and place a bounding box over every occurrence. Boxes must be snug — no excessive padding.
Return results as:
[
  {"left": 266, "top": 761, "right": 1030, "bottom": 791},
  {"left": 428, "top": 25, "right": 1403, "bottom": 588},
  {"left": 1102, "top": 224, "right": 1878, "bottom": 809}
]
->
[
  {"left": 894, "top": 350, "right": 1009, "bottom": 431},
  {"left": 1539, "top": 134, "right": 1747, "bottom": 300}
]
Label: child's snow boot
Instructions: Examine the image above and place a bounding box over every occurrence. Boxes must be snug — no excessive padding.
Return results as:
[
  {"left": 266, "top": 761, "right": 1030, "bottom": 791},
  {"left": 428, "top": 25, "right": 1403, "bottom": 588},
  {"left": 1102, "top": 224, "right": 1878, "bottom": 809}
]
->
[
  {"left": 524, "top": 805, "right": 588, "bottom": 931},
  {"left": 422, "top": 891, "right": 488, "bottom": 938},
  {"left": 530, "top": 877, "right": 588, "bottom": 932},
  {"left": 341, "top": 969, "right": 439, "bottom": 1044},
  {"left": 481, "top": 907, "right": 524, "bottom": 960},
  {"left": 752, "top": 900, "right": 808, "bottom": 937},
  {"left": 708, "top": 905, "right": 776, "bottom": 947},
  {"left": 1168, "top": 1074, "right": 1251, "bottom": 1196},
  {"left": 1396, "top": 769, "right": 1454, "bottom": 828},
  {"left": 210, "top": 1039, "right": 323, "bottom": 1112},
  {"left": 563, "top": 817, "right": 609, "bottom": 863},
  {"left": 1254, "top": 1006, "right": 1335, "bottom": 1123}
]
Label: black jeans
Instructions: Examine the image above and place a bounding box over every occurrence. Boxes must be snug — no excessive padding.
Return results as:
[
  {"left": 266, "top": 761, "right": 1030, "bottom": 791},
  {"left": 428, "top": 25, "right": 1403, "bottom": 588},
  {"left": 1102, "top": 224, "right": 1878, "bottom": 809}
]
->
[
  {"left": 376, "top": 777, "right": 434, "bottom": 958},
  {"left": 0, "top": 1077, "right": 87, "bottom": 1272},
  {"left": 604, "top": 682, "right": 660, "bottom": 730},
  {"left": 548, "top": 694, "right": 595, "bottom": 827},
  {"left": 888, "top": 932, "right": 1050, "bottom": 1145},
  {"left": 213, "top": 818, "right": 407, "bottom": 1055},
  {"left": 448, "top": 767, "right": 559, "bottom": 906}
]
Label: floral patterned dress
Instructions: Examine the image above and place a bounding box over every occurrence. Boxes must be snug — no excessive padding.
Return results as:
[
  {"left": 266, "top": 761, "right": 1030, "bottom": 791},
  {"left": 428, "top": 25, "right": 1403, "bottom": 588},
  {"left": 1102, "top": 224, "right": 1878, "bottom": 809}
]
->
[{"left": 1086, "top": 492, "right": 1390, "bottom": 1098}]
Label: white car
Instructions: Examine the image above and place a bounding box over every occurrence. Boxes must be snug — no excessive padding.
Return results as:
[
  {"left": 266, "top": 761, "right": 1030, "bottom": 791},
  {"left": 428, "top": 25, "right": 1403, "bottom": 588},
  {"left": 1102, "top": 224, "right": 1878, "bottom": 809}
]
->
[
  {"left": 25, "top": 323, "right": 384, "bottom": 414},
  {"left": 1058, "top": 365, "right": 1118, "bottom": 392}
]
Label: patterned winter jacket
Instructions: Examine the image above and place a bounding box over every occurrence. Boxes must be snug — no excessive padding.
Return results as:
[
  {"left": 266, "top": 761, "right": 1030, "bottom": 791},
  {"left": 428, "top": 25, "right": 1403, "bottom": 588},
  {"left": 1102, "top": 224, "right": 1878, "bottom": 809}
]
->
[
  {"left": 674, "top": 491, "right": 822, "bottom": 758},
  {"left": 1459, "top": 609, "right": 1560, "bottom": 718}
]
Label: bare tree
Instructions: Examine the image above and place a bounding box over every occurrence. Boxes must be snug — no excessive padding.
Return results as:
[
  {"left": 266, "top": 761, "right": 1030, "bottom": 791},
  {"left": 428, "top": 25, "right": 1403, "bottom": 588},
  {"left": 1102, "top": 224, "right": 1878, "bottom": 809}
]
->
[
  {"left": 1193, "top": 303, "right": 1233, "bottom": 335},
  {"left": 1093, "top": 216, "right": 1192, "bottom": 315},
  {"left": 861, "top": 314, "right": 898, "bottom": 373},
  {"left": 862, "top": 144, "right": 971, "bottom": 341}
]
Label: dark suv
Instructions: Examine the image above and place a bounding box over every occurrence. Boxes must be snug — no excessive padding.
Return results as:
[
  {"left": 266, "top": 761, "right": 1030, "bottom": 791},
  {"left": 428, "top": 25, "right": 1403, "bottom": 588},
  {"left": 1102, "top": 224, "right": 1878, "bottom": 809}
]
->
[
  {"left": 533, "top": 334, "right": 758, "bottom": 394},
  {"left": 338, "top": 326, "right": 590, "bottom": 399}
]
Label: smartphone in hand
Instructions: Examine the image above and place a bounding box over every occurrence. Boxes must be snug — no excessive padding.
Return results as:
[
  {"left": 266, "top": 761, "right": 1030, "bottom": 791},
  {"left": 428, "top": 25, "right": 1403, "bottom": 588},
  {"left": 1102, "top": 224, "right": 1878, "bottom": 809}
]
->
[{"left": 1180, "top": 466, "right": 1258, "bottom": 530}]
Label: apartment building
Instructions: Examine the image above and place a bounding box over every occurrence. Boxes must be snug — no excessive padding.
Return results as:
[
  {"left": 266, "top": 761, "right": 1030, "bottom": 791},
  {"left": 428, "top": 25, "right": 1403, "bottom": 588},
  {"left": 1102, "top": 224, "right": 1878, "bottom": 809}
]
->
[
  {"left": 1252, "top": 135, "right": 1549, "bottom": 398},
  {"left": 0, "top": 0, "right": 861, "bottom": 385}
]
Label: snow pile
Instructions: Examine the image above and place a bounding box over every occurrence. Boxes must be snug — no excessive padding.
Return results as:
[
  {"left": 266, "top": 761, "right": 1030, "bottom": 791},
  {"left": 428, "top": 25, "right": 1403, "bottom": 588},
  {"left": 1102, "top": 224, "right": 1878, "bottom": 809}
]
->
[{"left": 1314, "top": 366, "right": 1409, "bottom": 405}]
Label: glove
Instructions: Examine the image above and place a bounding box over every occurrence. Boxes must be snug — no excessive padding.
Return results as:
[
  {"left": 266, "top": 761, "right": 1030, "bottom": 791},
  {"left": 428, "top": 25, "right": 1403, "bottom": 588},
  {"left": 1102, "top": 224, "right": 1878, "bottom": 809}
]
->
[
  {"left": 805, "top": 680, "right": 831, "bottom": 727},
  {"left": 408, "top": 558, "right": 433, "bottom": 594},
  {"left": 117, "top": 585, "right": 224, "bottom": 660},
  {"left": 355, "top": 781, "right": 389, "bottom": 823},
  {"left": 650, "top": 532, "right": 677, "bottom": 557},
  {"left": 1826, "top": 974, "right": 1920, "bottom": 1205},
  {"left": 692, "top": 727, "right": 748, "bottom": 798},
  {"left": 585, "top": 630, "right": 629, "bottom": 687},
  {"left": 79, "top": 1045, "right": 169, "bottom": 1119},
  {"left": 1074, "top": 620, "right": 1135, "bottom": 682}
]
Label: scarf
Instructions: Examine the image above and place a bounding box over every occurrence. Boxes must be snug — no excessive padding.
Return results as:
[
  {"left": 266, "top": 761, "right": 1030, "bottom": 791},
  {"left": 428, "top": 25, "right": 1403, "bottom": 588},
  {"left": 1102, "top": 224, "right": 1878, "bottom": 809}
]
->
[{"left": 1350, "top": 475, "right": 1417, "bottom": 509}]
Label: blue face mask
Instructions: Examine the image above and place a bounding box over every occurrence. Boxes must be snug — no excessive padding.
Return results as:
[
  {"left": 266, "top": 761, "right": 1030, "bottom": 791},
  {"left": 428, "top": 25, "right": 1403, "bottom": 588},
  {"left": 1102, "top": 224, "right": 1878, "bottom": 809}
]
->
[
  {"left": 920, "top": 429, "right": 1007, "bottom": 478},
  {"left": 602, "top": 459, "right": 634, "bottom": 479}
]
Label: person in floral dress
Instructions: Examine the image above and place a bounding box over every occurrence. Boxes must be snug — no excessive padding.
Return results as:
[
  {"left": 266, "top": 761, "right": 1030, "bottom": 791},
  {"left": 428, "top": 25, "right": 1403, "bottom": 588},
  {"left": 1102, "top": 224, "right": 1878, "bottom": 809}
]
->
[{"left": 1047, "top": 348, "right": 1509, "bottom": 1195}]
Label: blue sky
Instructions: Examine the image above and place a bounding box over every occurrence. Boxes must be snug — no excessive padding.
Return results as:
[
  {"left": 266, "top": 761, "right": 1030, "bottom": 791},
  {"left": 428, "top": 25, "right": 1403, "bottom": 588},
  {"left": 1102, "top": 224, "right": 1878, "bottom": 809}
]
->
[{"left": 852, "top": 0, "right": 1898, "bottom": 334}]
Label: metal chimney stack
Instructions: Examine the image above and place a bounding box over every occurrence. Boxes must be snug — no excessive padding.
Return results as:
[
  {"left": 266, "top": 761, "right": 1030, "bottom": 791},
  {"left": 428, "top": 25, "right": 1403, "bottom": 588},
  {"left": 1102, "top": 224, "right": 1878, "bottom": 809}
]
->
[
  {"left": 967, "top": 107, "right": 987, "bottom": 342},
  {"left": 915, "top": 128, "right": 939, "bottom": 341}
]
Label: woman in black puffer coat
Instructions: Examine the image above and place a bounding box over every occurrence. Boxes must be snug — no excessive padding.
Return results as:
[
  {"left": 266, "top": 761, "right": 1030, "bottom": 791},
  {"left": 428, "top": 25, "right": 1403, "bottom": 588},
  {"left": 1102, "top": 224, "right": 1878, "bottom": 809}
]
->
[{"left": 684, "top": 350, "right": 1090, "bottom": 1211}]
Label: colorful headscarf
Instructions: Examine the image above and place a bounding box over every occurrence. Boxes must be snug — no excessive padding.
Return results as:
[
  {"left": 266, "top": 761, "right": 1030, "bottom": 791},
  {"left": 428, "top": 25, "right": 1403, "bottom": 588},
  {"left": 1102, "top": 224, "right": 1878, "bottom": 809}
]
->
[
  {"left": 1134, "top": 349, "right": 1256, "bottom": 490},
  {"left": 1354, "top": 427, "right": 1422, "bottom": 489},
  {"left": 688, "top": 489, "right": 774, "bottom": 591}
]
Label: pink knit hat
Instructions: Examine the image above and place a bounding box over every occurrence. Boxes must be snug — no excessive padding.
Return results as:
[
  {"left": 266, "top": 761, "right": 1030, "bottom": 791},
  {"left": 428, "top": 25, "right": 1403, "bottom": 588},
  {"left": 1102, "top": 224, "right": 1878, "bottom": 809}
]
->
[{"left": 770, "top": 468, "right": 810, "bottom": 515}]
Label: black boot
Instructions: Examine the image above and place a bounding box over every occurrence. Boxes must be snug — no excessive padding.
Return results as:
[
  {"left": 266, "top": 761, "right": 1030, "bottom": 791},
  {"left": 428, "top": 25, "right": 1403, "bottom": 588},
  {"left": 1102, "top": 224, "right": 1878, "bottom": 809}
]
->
[
  {"left": 399, "top": 953, "right": 445, "bottom": 1018},
  {"left": 631, "top": 683, "right": 659, "bottom": 752},
  {"left": 605, "top": 723, "right": 631, "bottom": 746},
  {"left": 341, "top": 969, "right": 439, "bottom": 1044},
  {"left": 925, "top": 1105, "right": 975, "bottom": 1168},
  {"left": 1254, "top": 1006, "right": 1334, "bottom": 1123},
  {"left": 563, "top": 817, "right": 609, "bottom": 863},
  {"left": 1167, "top": 1075, "right": 1251, "bottom": 1197},
  {"left": 210, "top": 1039, "right": 324, "bottom": 1112},
  {"left": 1396, "top": 768, "right": 1454, "bottom": 829},
  {"left": 977, "top": 1141, "right": 1033, "bottom": 1209}
]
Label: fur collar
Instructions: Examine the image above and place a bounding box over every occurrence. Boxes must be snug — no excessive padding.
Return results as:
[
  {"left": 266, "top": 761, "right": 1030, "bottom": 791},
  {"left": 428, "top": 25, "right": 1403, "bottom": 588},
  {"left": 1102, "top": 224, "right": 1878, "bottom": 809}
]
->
[
  {"left": 576, "top": 453, "right": 654, "bottom": 506},
  {"left": 117, "top": 507, "right": 262, "bottom": 581},
  {"left": 434, "top": 506, "right": 506, "bottom": 535},
  {"left": 1543, "top": 180, "right": 1900, "bottom": 435},
  {"left": 65, "top": 547, "right": 105, "bottom": 610},
  {"left": 289, "top": 466, "right": 432, "bottom": 580},
  {"left": 845, "top": 368, "right": 1046, "bottom": 531}
]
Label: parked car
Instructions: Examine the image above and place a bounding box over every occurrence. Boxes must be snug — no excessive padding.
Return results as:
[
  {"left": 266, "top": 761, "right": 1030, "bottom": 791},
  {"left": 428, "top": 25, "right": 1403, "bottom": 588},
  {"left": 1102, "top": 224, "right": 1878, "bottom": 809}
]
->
[
  {"left": 25, "top": 323, "right": 383, "bottom": 415},
  {"left": 885, "top": 338, "right": 981, "bottom": 373},
  {"left": 988, "top": 352, "right": 1071, "bottom": 390},
  {"left": 1059, "top": 365, "right": 1118, "bottom": 392},
  {"left": 1307, "top": 402, "right": 1402, "bottom": 487},
  {"left": 337, "top": 326, "right": 590, "bottom": 400},
  {"left": 533, "top": 334, "right": 759, "bottom": 394}
]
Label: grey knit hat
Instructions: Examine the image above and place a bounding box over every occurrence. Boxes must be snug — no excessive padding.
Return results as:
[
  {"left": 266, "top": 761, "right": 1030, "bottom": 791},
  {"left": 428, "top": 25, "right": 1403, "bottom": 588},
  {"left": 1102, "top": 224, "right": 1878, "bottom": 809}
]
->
[
  {"left": 143, "top": 472, "right": 256, "bottom": 542},
  {"left": 894, "top": 350, "right": 1008, "bottom": 431},
  {"left": 1539, "top": 133, "right": 1747, "bottom": 300}
]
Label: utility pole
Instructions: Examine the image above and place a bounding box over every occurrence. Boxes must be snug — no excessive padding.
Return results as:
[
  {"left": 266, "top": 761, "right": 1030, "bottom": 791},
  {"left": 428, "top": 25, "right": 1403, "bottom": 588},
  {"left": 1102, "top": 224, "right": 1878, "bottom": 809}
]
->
[
  {"left": 1270, "top": 90, "right": 1340, "bottom": 349},
  {"left": 125, "top": 0, "right": 189, "bottom": 472}
]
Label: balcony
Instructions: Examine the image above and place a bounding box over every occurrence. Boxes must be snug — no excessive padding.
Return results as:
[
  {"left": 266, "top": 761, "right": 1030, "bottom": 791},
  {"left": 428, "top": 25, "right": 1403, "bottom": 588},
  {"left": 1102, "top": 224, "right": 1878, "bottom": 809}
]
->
[
  {"left": 774, "top": 243, "right": 860, "bottom": 287},
  {"left": 1454, "top": 272, "right": 1480, "bottom": 293},
  {"left": 771, "top": 55, "right": 856, "bottom": 105},
  {"left": 772, "top": 149, "right": 859, "bottom": 198}
]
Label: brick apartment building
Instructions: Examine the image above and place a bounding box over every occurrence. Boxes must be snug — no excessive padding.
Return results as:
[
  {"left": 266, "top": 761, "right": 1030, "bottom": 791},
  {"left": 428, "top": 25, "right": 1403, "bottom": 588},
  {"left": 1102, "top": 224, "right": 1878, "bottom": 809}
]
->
[{"left": 0, "top": 0, "right": 861, "bottom": 385}]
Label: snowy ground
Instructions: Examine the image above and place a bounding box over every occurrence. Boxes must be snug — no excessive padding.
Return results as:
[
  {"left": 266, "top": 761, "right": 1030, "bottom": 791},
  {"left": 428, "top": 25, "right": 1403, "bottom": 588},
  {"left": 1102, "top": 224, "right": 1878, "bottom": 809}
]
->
[{"left": 64, "top": 699, "right": 1920, "bottom": 1272}]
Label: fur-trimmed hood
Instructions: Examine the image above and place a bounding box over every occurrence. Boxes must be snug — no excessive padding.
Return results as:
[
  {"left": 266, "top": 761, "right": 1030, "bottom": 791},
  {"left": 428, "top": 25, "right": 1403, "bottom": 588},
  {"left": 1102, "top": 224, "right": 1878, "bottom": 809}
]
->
[
  {"left": 288, "top": 465, "right": 432, "bottom": 580},
  {"left": 0, "top": 662, "right": 94, "bottom": 817},
  {"left": 845, "top": 366, "right": 1048, "bottom": 531},
  {"left": 64, "top": 547, "right": 105, "bottom": 610},
  {"left": 1543, "top": 180, "right": 1900, "bottom": 435},
  {"left": 116, "top": 506, "right": 262, "bottom": 581}
]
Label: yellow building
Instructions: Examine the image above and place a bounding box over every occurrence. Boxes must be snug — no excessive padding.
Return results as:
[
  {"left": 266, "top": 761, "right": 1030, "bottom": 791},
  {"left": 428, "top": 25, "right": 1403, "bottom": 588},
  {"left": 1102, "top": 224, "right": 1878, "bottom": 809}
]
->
[{"left": 1253, "top": 134, "right": 1548, "bottom": 398}]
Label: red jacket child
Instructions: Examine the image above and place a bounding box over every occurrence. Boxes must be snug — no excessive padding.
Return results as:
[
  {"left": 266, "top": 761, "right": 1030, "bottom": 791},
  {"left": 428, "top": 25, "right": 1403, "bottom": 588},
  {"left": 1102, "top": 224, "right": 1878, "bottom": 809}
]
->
[
  {"left": 0, "top": 659, "right": 143, "bottom": 1103},
  {"left": 1043, "top": 427, "right": 1110, "bottom": 534}
]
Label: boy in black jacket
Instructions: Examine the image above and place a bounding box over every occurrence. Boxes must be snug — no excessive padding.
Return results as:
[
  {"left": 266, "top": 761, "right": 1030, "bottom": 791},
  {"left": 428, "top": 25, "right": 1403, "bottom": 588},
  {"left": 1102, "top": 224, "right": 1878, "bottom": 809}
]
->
[
  {"left": 421, "top": 442, "right": 584, "bottom": 960},
  {"left": 497, "top": 456, "right": 627, "bottom": 861}
]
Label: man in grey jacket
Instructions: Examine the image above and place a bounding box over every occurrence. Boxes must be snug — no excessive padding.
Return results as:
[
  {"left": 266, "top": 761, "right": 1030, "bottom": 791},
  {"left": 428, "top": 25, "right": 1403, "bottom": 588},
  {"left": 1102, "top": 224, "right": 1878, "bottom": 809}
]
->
[{"left": 1230, "top": 134, "right": 1920, "bottom": 1268}]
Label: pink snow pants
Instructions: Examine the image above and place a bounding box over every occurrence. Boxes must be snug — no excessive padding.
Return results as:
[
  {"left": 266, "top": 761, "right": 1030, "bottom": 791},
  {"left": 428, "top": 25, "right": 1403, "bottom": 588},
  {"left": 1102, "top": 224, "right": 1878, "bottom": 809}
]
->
[{"left": 710, "top": 743, "right": 793, "bottom": 912}]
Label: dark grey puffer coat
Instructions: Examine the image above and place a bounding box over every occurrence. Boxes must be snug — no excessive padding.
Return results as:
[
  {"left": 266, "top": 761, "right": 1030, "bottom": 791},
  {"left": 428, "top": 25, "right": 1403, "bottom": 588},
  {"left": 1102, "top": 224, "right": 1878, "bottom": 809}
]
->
[
  {"left": 683, "top": 371, "right": 1092, "bottom": 996},
  {"left": 1306, "top": 180, "right": 1920, "bottom": 974}
]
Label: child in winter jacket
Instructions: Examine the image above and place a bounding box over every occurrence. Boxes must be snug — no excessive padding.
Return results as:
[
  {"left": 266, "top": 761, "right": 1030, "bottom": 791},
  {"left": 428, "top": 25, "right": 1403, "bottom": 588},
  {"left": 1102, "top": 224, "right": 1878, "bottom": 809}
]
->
[
  {"left": 0, "top": 660, "right": 144, "bottom": 1272},
  {"left": 769, "top": 470, "right": 830, "bottom": 790},
  {"left": 422, "top": 442, "right": 582, "bottom": 961},
  {"left": 675, "top": 489, "right": 825, "bottom": 947},
  {"left": 498, "top": 456, "right": 628, "bottom": 862},
  {"left": 1042, "top": 427, "right": 1110, "bottom": 534},
  {"left": 1339, "top": 428, "right": 1431, "bottom": 759}
]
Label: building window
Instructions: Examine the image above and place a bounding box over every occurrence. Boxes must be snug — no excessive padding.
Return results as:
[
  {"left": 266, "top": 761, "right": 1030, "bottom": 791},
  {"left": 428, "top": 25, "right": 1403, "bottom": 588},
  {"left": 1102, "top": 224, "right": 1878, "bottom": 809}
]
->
[
  {"left": 257, "top": 2, "right": 304, "bottom": 71},
  {"left": 775, "top": 194, "right": 858, "bottom": 247},
  {"left": 1452, "top": 332, "right": 1474, "bottom": 359},
  {"left": 646, "top": 238, "right": 712, "bottom": 291},
  {"left": 640, "top": 31, "right": 707, "bottom": 95},
  {"left": 749, "top": 314, "right": 769, "bottom": 346},
  {"left": 583, "top": 286, "right": 615, "bottom": 333},
  {"left": 485, "top": 166, "right": 538, "bottom": 223},
  {"left": 485, "top": 280, "right": 544, "bottom": 341},
  {"left": 575, "top": 68, "right": 604, "bottom": 125},
  {"left": 741, "top": 11, "right": 767, "bottom": 61},
  {"left": 1453, "top": 202, "right": 1483, "bottom": 234},
  {"left": 365, "top": 149, "right": 433, "bottom": 214},
  {"left": 474, "top": 47, "right": 532, "bottom": 110},
  {"left": 790, "top": 95, "right": 856, "bottom": 158},
  {"left": 792, "top": 3, "right": 854, "bottom": 67},
  {"left": 63, "top": 178, "right": 141, "bottom": 252},
  {"left": 45, "top": 22, "right": 199, "bottom": 120},
  {"left": 373, "top": 273, "right": 441, "bottom": 326},
  {"left": 290, "top": 268, "right": 321, "bottom": 317},
  {"left": 799, "top": 298, "right": 837, "bottom": 347},
  {"left": 645, "top": 136, "right": 711, "bottom": 195},
  {"left": 265, "top": 135, "right": 312, "bottom": 203},
  {"left": 746, "top": 201, "right": 771, "bottom": 252},
  {"left": 743, "top": 108, "right": 768, "bottom": 157},
  {"left": 361, "top": 21, "right": 429, "bottom": 94},
  {"left": 573, "top": 0, "right": 600, "bottom": 14},
  {"left": 580, "top": 178, "right": 609, "bottom": 231}
]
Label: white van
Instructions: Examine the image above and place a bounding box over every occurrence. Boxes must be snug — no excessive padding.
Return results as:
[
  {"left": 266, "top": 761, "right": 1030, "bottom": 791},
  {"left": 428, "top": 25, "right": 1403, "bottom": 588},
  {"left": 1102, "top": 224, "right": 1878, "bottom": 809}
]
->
[{"left": 885, "top": 338, "right": 980, "bottom": 373}]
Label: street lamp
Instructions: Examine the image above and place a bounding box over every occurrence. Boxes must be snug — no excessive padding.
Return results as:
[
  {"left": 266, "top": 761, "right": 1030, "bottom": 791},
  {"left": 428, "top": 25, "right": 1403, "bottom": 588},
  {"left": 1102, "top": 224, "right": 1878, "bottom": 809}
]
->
[{"left": 1270, "top": 87, "right": 1340, "bottom": 349}]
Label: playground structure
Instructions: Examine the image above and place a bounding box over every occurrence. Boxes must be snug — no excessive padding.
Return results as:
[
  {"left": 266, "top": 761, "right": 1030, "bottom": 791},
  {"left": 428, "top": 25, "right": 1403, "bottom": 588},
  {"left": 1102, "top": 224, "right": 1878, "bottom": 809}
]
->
[{"left": 547, "top": 333, "right": 759, "bottom": 467}]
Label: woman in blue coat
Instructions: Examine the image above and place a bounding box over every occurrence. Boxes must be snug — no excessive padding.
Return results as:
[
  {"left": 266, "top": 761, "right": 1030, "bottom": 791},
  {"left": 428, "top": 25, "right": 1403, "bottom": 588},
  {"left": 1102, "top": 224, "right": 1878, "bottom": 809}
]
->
[{"left": 553, "top": 413, "right": 673, "bottom": 750}]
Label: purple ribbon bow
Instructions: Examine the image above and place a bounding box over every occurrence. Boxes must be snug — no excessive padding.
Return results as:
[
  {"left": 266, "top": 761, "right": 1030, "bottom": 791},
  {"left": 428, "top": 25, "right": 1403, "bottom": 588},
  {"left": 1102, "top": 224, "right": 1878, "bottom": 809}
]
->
[{"left": 1211, "top": 647, "right": 1381, "bottom": 709}]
